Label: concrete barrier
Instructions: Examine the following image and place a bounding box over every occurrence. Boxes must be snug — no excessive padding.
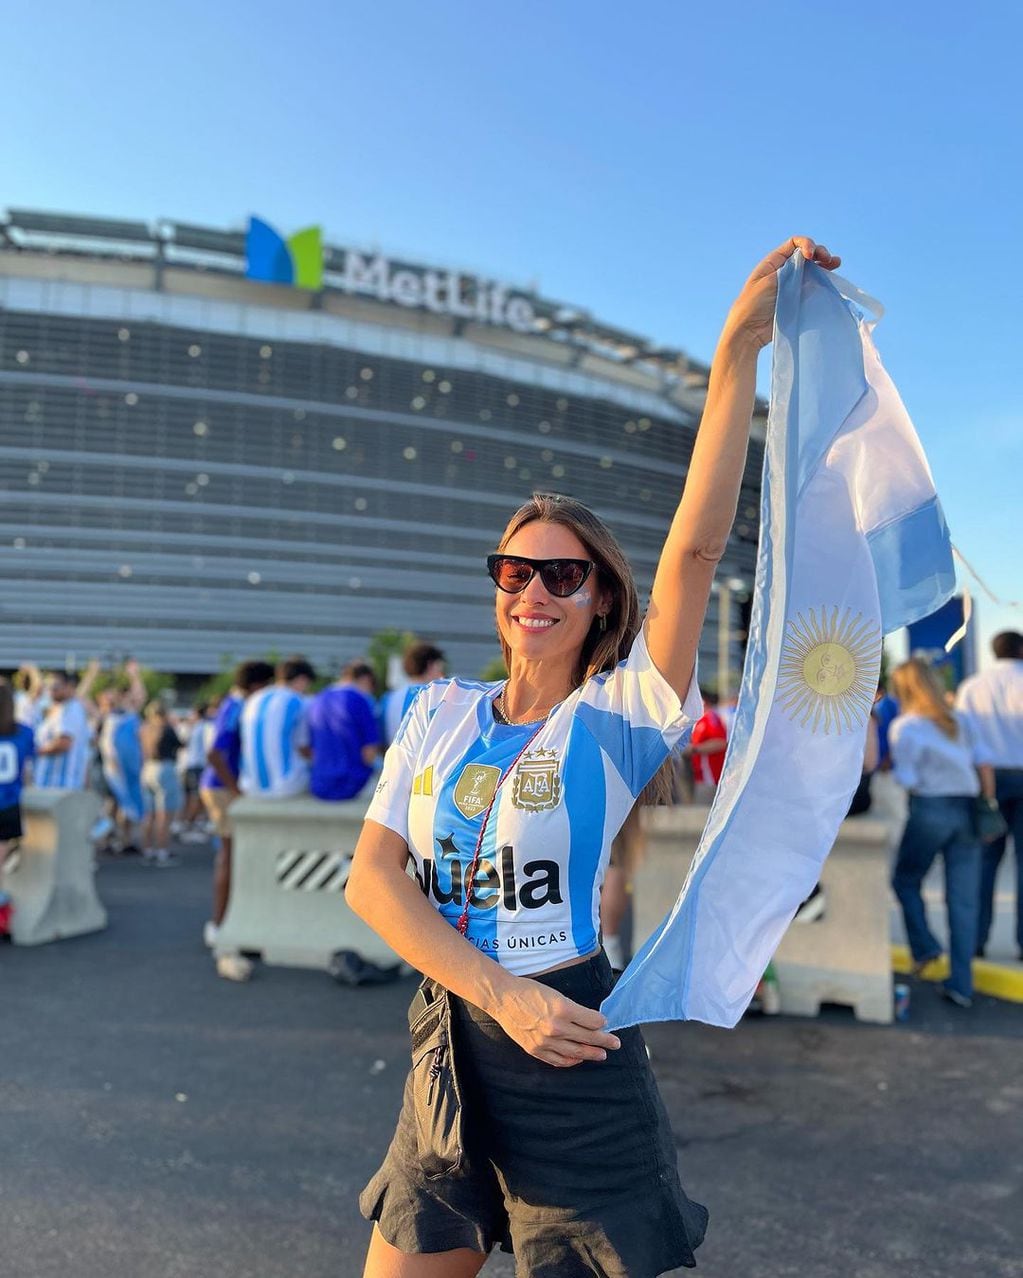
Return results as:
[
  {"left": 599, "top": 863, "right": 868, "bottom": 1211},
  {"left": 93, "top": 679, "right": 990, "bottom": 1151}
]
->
[
  {"left": 1, "top": 787, "right": 106, "bottom": 945},
  {"left": 634, "top": 804, "right": 896, "bottom": 1023},
  {"left": 215, "top": 795, "right": 399, "bottom": 971}
]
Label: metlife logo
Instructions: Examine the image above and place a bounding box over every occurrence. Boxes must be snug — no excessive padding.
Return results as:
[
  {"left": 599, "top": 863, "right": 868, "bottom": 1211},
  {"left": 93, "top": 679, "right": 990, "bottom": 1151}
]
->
[{"left": 245, "top": 214, "right": 537, "bottom": 334}]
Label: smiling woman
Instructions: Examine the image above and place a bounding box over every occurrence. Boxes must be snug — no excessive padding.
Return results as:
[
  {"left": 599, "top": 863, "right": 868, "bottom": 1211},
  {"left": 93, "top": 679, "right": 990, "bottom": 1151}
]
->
[{"left": 345, "top": 236, "right": 842, "bottom": 1278}]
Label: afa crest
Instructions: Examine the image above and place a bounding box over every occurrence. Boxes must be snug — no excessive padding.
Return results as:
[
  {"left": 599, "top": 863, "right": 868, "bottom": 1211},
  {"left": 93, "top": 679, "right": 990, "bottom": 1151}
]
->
[{"left": 512, "top": 749, "right": 563, "bottom": 812}]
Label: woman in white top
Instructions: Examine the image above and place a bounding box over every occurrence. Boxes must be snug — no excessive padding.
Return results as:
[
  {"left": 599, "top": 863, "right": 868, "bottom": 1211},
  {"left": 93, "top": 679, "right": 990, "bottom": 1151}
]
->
[
  {"left": 889, "top": 659, "right": 995, "bottom": 1006},
  {"left": 346, "top": 236, "right": 843, "bottom": 1277}
]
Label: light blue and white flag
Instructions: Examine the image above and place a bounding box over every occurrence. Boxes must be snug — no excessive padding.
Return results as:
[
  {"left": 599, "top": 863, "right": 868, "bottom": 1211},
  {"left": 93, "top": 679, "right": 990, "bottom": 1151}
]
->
[{"left": 602, "top": 254, "right": 955, "bottom": 1030}]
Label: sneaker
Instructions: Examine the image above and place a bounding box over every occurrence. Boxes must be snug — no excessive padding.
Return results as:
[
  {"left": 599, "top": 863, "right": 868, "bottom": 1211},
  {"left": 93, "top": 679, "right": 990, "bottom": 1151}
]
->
[
  {"left": 216, "top": 953, "right": 254, "bottom": 982},
  {"left": 203, "top": 920, "right": 219, "bottom": 948},
  {"left": 794, "top": 884, "right": 826, "bottom": 924},
  {"left": 912, "top": 951, "right": 943, "bottom": 976},
  {"left": 90, "top": 815, "right": 115, "bottom": 842},
  {"left": 328, "top": 949, "right": 402, "bottom": 986},
  {"left": 180, "top": 829, "right": 209, "bottom": 844},
  {"left": 144, "top": 849, "right": 179, "bottom": 867},
  {"left": 940, "top": 985, "right": 973, "bottom": 1009}
]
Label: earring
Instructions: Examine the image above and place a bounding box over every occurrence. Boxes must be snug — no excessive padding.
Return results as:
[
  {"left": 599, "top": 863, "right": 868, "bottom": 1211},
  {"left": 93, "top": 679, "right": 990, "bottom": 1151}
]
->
[{"left": 599, "top": 613, "right": 607, "bottom": 633}]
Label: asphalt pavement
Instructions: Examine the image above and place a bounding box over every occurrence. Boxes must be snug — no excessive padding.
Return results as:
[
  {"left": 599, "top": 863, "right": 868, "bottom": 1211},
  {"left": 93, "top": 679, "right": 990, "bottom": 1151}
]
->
[{"left": 3, "top": 845, "right": 1022, "bottom": 1278}]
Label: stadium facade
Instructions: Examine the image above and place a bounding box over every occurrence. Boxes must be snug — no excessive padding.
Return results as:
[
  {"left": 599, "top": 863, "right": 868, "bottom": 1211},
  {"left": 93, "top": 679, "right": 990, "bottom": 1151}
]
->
[{"left": 0, "top": 209, "right": 764, "bottom": 684}]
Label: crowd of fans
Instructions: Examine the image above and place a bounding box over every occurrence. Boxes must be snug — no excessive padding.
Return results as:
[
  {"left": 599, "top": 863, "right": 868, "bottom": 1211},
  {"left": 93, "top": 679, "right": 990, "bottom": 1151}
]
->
[{"left": 1, "top": 631, "right": 1020, "bottom": 1001}]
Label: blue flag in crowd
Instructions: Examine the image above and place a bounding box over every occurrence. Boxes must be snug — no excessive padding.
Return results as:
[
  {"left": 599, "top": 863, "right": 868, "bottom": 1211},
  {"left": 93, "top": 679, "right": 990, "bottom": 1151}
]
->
[{"left": 602, "top": 254, "right": 955, "bottom": 1031}]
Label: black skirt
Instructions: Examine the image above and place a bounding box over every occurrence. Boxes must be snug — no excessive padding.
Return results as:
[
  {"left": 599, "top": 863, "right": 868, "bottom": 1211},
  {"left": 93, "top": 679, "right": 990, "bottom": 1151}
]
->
[{"left": 360, "top": 951, "right": 708, "bottom": 1276}]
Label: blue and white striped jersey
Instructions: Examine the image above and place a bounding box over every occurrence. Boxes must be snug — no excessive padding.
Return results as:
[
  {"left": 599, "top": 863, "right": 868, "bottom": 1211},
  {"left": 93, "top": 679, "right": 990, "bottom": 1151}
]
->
[
  {"left": 98, "top": 711, "right": 145, "bottom": 821},
  {"left": 34, "top": 699, "right": 92, "bottom": 790},
  {"left": 239, "top": 685, "right": 310, "bottom": 798},
  {"left": 366, "top": 629, "right": 701, "bottom": 975}
]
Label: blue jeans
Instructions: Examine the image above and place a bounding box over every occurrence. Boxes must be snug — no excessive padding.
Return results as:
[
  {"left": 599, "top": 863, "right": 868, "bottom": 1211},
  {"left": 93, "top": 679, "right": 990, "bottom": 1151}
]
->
[
  {"left": 977, "top": 768, "right": 1023, "bottom": 954},
  {"left": 892, "top": 795, "right": 980, "bottom": 999}
]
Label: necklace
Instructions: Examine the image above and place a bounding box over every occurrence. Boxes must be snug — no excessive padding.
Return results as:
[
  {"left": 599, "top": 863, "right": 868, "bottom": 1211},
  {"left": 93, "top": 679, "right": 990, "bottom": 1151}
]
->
[{"left": 494, "top": 686, "right": 555, "bottom": 726}]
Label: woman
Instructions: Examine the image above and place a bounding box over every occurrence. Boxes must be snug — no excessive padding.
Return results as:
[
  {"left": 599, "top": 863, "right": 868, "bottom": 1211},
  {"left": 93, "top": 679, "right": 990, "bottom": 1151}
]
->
[
  {"left": 889, "top": 658, "right": 994, "bottom": 1008},
  {"left": 346, "top": 236, "right": 841, "bottom": 1277},
  {"left": 140, "top": 701, "right": 183, "bottom": 867}
]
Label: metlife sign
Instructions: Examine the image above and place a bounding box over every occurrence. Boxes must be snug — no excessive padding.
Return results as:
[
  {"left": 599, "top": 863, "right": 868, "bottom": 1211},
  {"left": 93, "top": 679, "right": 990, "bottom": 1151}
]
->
[{"left": 245, "top": 216, "right": 537, "bottom": 335}]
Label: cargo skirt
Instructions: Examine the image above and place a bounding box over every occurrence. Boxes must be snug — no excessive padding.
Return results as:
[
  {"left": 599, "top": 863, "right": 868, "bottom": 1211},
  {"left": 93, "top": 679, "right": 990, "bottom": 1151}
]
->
[{"left": 360, "top": 950, "right": 708, "bottom": 1276}]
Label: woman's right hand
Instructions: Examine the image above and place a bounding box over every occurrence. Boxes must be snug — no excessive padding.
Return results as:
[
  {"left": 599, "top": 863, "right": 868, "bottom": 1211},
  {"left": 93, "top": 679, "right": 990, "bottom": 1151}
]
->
[{"left": 491, "top": 975, "right": 621, "bottom": 1067}]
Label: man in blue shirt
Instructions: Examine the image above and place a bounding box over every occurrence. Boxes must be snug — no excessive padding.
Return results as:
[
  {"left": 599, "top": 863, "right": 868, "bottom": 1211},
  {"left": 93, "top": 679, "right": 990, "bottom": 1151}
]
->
[
  {"left": 308, "top": 661, "right": 381, "bottom": 801},
  {"left": 380, "top": 642, "right": 447, "bottom": 747}
]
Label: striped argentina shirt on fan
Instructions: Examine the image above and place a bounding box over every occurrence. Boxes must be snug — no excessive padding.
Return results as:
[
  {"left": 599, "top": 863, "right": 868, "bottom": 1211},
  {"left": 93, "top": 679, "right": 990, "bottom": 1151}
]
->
[
  {"left": 239, "top": 685, "right": 310, "bottom": 797},
  {"left": 366, "top": 628, "right": 702, "bottom": 975},
  {"left": 34, "top": 698, "right": 92, "bottom": 789}
]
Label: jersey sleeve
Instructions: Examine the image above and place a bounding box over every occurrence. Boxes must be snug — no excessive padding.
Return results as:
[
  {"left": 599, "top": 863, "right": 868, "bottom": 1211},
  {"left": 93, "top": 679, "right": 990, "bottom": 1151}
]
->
[
  {"left": 575, "top": 625, "right": 703, "bottom": 797},
  {"left": 364, "top": 688, "right": 430, "bottom": 843},
  {"left": 888, "top": 718, "right": 919, "bottom": 790}
]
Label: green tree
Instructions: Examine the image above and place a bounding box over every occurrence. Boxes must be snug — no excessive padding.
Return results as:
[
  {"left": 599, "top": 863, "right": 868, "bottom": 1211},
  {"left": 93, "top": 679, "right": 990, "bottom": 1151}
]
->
[
  {"left": 479, "top": 655, "right": 507, "bottom": 682},
  {"left": 367, "top": 628, "right": 416, "bottom": 692},
  {"left": 92, "top": 663, "right": 175, "bottom": 702}
]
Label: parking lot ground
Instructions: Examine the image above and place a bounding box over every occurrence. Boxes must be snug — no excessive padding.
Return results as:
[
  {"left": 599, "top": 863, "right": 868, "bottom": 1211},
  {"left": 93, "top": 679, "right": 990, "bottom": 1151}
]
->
[{"left": 3, "top": 848, "right": 1021, "bottom": 1278}]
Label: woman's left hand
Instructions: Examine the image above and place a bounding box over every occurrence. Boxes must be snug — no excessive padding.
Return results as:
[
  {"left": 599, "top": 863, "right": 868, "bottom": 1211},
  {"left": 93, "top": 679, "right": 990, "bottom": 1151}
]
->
[{"left": 725, "top": 236, "right": 842, "bottom": 351}]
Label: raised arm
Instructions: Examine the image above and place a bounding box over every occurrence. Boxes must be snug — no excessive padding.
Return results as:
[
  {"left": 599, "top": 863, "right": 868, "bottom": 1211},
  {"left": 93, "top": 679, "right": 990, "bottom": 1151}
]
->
[
  {"left": 77, "top": 658, "right": 102, "bottom": 707},
  {"left": 645, "top": 236, "right": 841, "bottom": 698},
  {"left": 123, "top": 659, "right": 147, "bottom": 713}
]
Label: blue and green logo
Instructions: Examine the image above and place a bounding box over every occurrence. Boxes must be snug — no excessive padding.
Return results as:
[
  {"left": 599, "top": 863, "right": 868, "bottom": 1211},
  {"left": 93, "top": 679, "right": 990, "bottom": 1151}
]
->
[{"left": 245, "top": 216, "right": 323, "bottom": 290}]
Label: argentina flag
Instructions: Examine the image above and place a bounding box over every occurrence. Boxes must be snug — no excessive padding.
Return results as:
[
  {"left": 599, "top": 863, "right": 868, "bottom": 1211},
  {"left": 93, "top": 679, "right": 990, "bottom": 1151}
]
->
[{"left": 602, "top": 253, "right": 955, "bottom": 1031}]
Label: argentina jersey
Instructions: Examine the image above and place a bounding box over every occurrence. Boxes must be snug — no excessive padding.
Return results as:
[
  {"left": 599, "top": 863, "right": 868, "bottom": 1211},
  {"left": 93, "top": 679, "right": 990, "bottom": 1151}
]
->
[
  {"left": 239, "top": 686, "right": 310, "bottom": 798},
  {"left": 34, "top": 699, "right": 92, "bottom": 790},
  {"left": 99, "top": 711, "right": 145, "bottom": 821},
  {"left": 366, "top": 627, "right": 702, "bottom": 975}
]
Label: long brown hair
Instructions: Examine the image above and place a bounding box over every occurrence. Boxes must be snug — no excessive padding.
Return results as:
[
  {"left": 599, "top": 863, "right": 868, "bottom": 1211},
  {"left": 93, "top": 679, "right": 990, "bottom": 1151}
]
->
[
  {"left": 495, "top": 492, "right": 642, "bottom": 687},
  {"left": 891, "top": 658, "right": 958, "bottom": 740},
  {"left": 0, "top": 678, "right": 15, "bottom": 737},
  {"left": 495, "top": 493, "right": 670, "bottom": 808}
]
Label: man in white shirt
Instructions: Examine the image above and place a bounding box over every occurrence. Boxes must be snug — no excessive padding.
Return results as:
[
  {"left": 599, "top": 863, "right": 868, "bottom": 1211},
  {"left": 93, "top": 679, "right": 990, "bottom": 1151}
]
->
[
  {"left": 34, "top": 670, "right": 95, "bottom": 790},
  {"left": 239, "top": 657, "right": 315, "bottom": 799},
  {"left": 955, "top": 631, "right": 1023, "bottom": 960}
]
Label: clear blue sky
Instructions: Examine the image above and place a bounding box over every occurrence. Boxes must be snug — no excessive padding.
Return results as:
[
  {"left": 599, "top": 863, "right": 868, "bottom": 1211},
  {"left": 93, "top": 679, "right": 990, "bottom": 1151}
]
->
[{"left": 3, "top": 0, "right": 1019, "bottom": 662}]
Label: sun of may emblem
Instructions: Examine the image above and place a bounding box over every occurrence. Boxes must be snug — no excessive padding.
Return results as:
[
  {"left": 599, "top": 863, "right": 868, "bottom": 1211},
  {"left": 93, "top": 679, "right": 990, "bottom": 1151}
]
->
[{"left": 776, "top": 606, "right": 880, "bottom": 735}]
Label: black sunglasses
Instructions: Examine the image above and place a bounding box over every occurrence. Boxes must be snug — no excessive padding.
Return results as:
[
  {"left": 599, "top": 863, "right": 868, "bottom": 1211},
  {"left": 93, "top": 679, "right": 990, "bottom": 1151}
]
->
[{"left": 487, "top": 554, "right": 594, "bottom": 598}]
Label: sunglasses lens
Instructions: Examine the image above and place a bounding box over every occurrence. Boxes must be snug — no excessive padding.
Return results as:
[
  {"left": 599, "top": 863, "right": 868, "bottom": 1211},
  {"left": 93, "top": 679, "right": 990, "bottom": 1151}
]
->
[
  {"left": 541, "top": 560, "right": 588, "bottom": 596},
  {"left": 491, "top": 557, "right": 534, "bottom": 592}
]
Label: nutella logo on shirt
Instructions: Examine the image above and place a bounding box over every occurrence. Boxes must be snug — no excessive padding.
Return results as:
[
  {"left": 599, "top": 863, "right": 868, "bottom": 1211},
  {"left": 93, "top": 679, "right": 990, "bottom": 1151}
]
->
[{"left": 414, "top": 835, "right": 562, "bottom": 912}]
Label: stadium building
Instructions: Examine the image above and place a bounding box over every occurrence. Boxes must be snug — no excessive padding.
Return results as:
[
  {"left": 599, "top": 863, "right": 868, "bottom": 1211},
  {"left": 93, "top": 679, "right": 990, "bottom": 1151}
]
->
[{"left": 0, "top": 209, "right": 763, "bottom": 685}]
